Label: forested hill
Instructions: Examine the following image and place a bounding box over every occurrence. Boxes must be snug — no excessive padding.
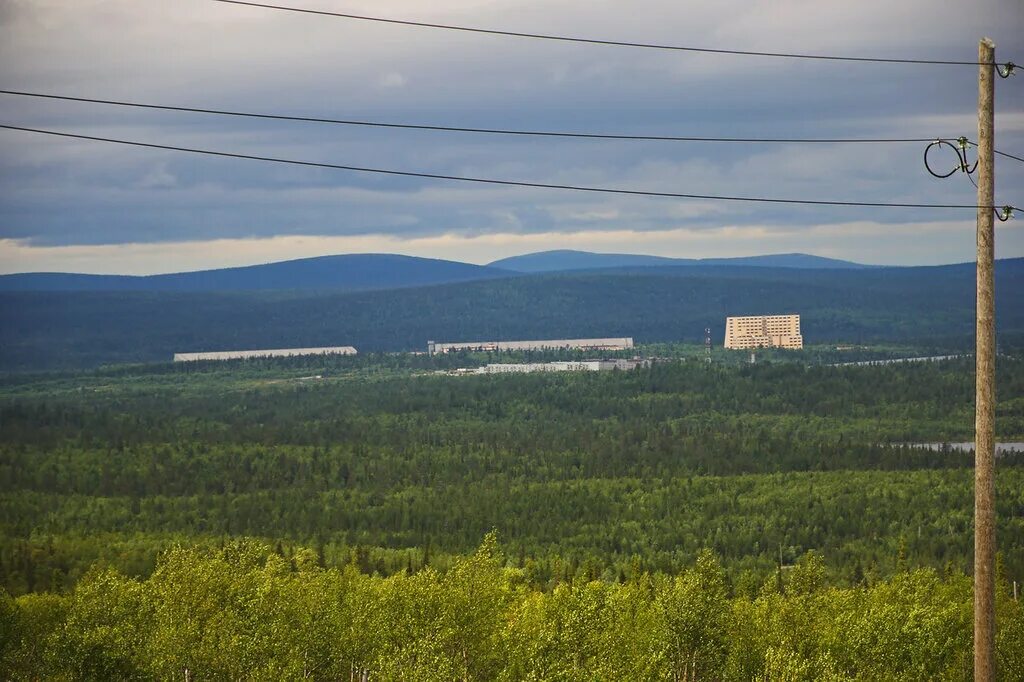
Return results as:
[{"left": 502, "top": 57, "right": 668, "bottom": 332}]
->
[
  {"left": 0, "top": 251, "right": 871, "bottom": 293},
  {"left": 488, "top": 249, "right": 870, "bottom": 272},
  {"left": 1, "top": 258, "right": 1022, "bottom": 371},
  {"left": 0, "top": 253, "right": 515, "bottom": 292}
]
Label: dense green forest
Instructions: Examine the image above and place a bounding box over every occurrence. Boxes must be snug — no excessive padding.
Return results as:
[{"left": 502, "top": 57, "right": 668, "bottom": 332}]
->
[
  {"left": 3, "top": 538, "right": 1022, "bottom": 680},
  {"left": 2, "top": 351, "right": 1023, "bottom": 678},
  {"left": 2, "top": 353, "right": 1023, "bottom": 589},
  {"left": 3, "top": 259, "right": 1023, "bottom": 371}
]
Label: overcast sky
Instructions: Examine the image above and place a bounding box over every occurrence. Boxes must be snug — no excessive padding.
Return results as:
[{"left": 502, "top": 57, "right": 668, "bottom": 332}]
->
[{"left": 1, "top": 0, "right": 1022, "bottom": 273}]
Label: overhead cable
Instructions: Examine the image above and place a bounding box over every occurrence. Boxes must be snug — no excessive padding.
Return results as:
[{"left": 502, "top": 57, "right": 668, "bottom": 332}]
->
[
  {"left": 1, "top": 123, "right": 1010, "bottom": 212},
  {"left": 924, "top": 138, "right": 977, "bottom": 178},
  {"left": 993, "top": 148, "right": 1024, "bottom": 164},
  {"left": 962, "top": 138, "right": 1024, "bottom": 165},
  {"left": 922, "top": 138, "right": 1017, "bottom": 221},
  {"left": 211, "top": 0, "right": 1013, "bottom": 69},
  {"left": 5, "top": 91, "right": 1021, "bottom": 162},
  {"left": 0, "top": 89, "right": 953, "bottom": 145}
]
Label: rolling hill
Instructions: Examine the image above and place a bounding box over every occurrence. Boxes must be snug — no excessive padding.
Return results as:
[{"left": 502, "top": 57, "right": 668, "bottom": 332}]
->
[
  {"left": 488, "top": 250, "right": 871, "bottom": 272},
  {"left": 0, "top": 254, "right": 515, "bottom": 292},
  {"left": 2, "top": 259, "right": 1022, "bottom": 372}
]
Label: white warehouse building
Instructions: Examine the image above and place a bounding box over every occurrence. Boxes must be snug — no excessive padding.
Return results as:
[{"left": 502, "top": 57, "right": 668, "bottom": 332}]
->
[
  {"left": 173, "top": 346, "right": 358, "bottom": 362},
  {"left": 471, "top": 359, "right": 648, "bottom": 374},
  {"left": 427, "top": 337, "right": 634, "bottom": 354}
]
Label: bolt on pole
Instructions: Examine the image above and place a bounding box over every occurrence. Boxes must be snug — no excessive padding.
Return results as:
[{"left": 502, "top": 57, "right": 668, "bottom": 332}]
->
[{"left": 974, "top": 36, "right": 996, "bottom": 682}]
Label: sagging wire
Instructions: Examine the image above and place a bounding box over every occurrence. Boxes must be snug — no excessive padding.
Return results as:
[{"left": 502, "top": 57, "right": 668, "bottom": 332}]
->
[
  {"left": 923, "top": 138, "right": 1017, "bottom": 222},
  {"left": 210, "top": 1, "right": 1018, "bottom": 69},
  {"left": 923, "top": 137, "right": 977, "bottom": 178}
]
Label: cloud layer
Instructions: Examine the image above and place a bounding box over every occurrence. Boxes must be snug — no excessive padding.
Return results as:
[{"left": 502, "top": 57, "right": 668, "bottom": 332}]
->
[{"left": 1, "top": 0, "right": 1023, "bottom": 272}]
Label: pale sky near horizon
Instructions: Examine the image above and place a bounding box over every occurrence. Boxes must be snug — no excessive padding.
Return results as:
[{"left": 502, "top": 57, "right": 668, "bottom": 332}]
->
[{"left": 1, "top": 0, "right": 1023, "bottom": 274}]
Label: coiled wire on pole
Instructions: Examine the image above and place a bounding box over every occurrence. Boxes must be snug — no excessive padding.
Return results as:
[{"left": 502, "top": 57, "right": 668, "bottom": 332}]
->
[
  {"left": 923, "top": 137, "right": 1016, "bottom": 221},
  {"left": 923, "top": 137, "right": 977, "bottom": 178}
]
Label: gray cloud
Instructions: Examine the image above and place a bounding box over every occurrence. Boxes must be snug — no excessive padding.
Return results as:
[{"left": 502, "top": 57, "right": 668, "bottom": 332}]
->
[{"left": 1, "top": 0, "right": 1022, "bottom": 267}]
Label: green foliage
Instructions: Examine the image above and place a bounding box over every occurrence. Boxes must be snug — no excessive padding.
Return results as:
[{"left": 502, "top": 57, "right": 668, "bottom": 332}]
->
[
  {"left": 0, "top": 590, "right": 14, "bottom": 678},
  {"left": 1, "top": 591, "right": 66, "bottom": 680},
  {"left": 1, "top": 356, "right": 1023, "bottom": 593},
  {"left": 1, "top": 540, "right": 1022, "bottom": 680},
  {"left": 662, "top": 549, "right": 729, "bottom": 681},
  {"left": 52, "top": 568, "right": 151, "bottom": 680},
  {"left": 2, "top": 351, "right": 1024, "bottom": 677}
]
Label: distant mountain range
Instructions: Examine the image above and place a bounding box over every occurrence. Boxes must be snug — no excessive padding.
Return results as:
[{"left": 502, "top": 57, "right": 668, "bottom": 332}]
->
[
  {"left": 3, "top": 258, "right": 1023, "bottom": 372},
  {"left": 488, "top": 250, "right": 871, "bottom": 272},
  {"left": 0, "top": 250, "right": 873, "bottom": 293},
  {"left": 0, "top": 254, "right": 515, "bottom": 292},
  {"left": 7, "top": 250, "right": 1020, "bottom": 373}
]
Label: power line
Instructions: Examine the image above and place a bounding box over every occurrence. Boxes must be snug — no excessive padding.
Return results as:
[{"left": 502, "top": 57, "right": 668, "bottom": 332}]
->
[
  {"left": 956, "top": 138, "right": 1024, "bottom": 165},
  {"left": 922, "top": 136, "right": 1019, "bottom": 221},
  {"left": 994, "top": 149, "right": 1024, "bottom": 164},
  {"left": 1, "top": 123, "right": 1006, "bottom": 210},
  {"left": 211, "top": 0, "right": 1008, "bottom": 68},
  {"left": 0, "top": 89, "right": 949, "bottom": 145},
  {"left": 5, "top": 90, "right": 1021, "bottom": 161}
]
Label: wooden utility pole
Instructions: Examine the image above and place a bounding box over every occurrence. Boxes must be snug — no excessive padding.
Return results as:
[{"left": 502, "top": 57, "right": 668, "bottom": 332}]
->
[{"left": 974, "top": 36, "right": 996, "bottom": 682}]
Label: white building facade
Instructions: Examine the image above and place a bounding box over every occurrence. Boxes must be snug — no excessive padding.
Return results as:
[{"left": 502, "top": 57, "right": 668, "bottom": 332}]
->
[
  {"left": 428, "top": 337, "right": 634, "bottom": 354},
  {"left": 464, "top": 359, "right": 648, "bottom": 374},
  {"left": 724, "top": 315, "right": 802, "bottom": 350},
  {"left": 173, "top": 346, "right": 358, "bottom": 362}
]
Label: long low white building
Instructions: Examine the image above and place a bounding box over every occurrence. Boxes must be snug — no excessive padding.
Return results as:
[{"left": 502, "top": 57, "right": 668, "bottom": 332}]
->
[
  {"left": 428, "top": 337, "right": 633, "bottom": 354},
  {"left": 173, "top": 346, "right": 357, "bottom": 362},
  {"left": 458, "top": 359, "right": 649, "bottom": 374}
]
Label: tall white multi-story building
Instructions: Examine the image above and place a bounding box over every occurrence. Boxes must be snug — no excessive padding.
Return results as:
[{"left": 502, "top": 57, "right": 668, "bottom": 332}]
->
[{"left": 724, "top": 315, "right": 802, "bottom": 350}]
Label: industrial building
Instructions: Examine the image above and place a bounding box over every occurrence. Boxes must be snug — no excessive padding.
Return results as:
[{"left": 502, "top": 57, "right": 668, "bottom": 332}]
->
[
  {"left": 427, "top": 337, "right": 634, "bottom": 354},
  {"left": 173, "top": 346, "right": 358, "bottom": 362},
  {"left": 723, "top": 314, "right": 803, "bottom": 350},
  {"left": 469, "top": 359, "right": 648, "bottom": 374}
]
